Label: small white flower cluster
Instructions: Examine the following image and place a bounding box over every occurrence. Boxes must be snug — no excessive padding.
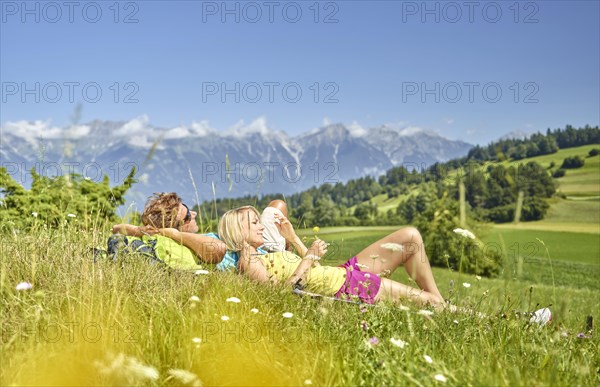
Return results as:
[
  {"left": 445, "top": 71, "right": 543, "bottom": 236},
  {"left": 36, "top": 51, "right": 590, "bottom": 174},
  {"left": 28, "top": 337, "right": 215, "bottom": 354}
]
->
[
  {"left": 380, "top": 243, "right": 404, "bottom": 252},
  {"left": 389, "top": 337, "right": 407, "bottom": 348},
  {"left": 453, "top": 228, "right": 476, "bottom": 240},
  {"left": 16, "top": 282, "right": 33, "bottom": 291}
]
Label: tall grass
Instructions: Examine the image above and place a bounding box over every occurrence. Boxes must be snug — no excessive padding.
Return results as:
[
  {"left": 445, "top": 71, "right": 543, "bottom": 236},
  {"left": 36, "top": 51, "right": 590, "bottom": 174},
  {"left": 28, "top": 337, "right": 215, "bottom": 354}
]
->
[{"left": 1, "top": 221, "right": 598, "bottom": 386}]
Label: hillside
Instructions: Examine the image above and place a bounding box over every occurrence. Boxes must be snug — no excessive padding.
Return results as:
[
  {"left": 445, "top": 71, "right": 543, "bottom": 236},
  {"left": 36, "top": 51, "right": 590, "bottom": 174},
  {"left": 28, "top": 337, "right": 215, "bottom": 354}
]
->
[{"left": 356, "top": 145, "right": 599, "bottom": 220}]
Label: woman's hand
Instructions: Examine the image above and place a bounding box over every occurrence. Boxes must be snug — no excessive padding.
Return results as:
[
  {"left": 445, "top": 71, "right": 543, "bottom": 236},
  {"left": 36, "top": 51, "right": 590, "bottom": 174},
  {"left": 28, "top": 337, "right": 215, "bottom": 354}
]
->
[{"left": 307, "top": 238, "right": 328, "bottom": 258}]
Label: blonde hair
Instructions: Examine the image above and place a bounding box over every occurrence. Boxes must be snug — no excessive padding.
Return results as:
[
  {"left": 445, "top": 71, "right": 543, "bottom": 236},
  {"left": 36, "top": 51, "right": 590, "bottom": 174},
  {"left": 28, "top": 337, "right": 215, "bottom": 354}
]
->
[{"left": 218, "top": 206, "right": 261, "bottom": 252}]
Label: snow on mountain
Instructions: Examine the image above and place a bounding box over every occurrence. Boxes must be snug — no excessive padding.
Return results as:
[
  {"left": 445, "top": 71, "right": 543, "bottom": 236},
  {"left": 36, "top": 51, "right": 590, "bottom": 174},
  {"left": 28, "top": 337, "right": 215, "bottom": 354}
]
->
[{"left": 0, "top": 119, "right": 474, "bottom": 203}]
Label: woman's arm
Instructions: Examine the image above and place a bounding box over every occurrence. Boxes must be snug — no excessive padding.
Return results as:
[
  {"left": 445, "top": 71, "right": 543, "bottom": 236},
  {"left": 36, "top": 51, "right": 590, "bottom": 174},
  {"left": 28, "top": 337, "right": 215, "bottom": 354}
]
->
[{"left": 238, "top": 247, "right": 272, "bottom": 282}]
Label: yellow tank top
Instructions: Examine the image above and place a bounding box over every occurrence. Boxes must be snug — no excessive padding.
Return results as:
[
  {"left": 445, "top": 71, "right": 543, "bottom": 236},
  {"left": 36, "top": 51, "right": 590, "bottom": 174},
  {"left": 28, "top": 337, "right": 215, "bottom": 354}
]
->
[{"left": 258, "top": 251, "right": 347, "bottom": 295}]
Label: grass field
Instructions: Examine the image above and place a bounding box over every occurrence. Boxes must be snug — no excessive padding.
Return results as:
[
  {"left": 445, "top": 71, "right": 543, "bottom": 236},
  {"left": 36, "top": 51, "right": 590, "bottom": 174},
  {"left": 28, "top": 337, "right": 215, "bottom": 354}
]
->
[{"left": 1, "top": 221, "right": 598, "bottom": 386}]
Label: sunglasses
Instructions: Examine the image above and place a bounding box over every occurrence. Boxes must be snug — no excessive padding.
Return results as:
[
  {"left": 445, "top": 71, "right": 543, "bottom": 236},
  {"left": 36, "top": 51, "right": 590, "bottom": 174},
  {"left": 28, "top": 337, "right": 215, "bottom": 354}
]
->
[{"left": 182, "top": 203, "right": 192, "bottom": 224}]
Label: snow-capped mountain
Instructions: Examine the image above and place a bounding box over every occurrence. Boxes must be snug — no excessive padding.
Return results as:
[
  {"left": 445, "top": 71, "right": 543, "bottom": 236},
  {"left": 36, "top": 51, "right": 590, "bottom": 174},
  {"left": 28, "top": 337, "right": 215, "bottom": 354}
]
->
[{"left": 0, "top": 119, "right": 473, "bottom": 207}]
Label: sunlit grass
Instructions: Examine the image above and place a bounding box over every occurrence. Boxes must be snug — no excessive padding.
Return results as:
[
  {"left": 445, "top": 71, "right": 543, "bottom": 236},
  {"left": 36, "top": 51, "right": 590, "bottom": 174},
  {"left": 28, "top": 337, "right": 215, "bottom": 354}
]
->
[{"left": 1, "top": 222, "right": 598, "bottom": 386}]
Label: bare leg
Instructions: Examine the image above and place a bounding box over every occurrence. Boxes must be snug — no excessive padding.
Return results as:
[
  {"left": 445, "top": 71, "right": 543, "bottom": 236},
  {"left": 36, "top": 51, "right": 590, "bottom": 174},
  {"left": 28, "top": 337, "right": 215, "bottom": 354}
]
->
[
  {"left": 354, "top": 227, "right": 443, "bottom": 303},
  {"left": 375, "top": 278, "right": 444, "bottom": 307}
]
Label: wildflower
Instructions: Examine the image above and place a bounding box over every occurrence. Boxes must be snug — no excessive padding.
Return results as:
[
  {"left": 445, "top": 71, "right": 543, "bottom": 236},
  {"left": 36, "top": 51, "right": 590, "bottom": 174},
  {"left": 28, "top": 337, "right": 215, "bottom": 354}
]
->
[
  {"left": 31, "top": 212, "right": 38, "bottom": 217},
  {"left": 453, "top": 320, "right": 459, "bottom": 325},
  {"left": 250, "top": 308, "right": 259, "bottom": 314},
  {"left": 417, "top": 310, "right": 434, "bottom": 316},
  {"left": 453, "top": 228, "right": 475, "bottom": 240},
  {"left": 424, "top": 354, "right": 433, "bottom": 364},
  {"left": 359, "top": 304, "right": 369, "bottom": 313},
  {"left": 226, "top": 297, "right": 241, "bottom": 303},
  {"left": 368, "top": 337, "right": 380, "bottom": 347},
  {"left": 67, "top": 213, "right": 76, "bottom": 218},
  {"left": 16, "top": 282, "right": 33, "bottom": 291},
  {"left": 194, "top": 269, "right": 209, "bottom": 275},
  {"left": 360, "top": 321, "right": 369, "bottom": 331},
  {"left": 304, "top": 380, "right": 312, "bottom": 385},
  {"left": 389, "top": 338, "right": 406, "bottom": 348},
  {"left": 282, "top": 312, "right": 293, "bottom": 318},
  {"left": 381, "top": 243, "right": 403, "bottom": 252},
  {"left": 167, "top": 369, "right": 201, "bottom": 386},
  {"left": 369, "top": 254, "right": 379, "bottom": 259},
  {"left": 476, "top": 275, "right": 482, "bottom": 281},
  {"left": 312, "top": 226, "right": 320, "bottom": 233},
  {"left": 356, "top": 263, "right": 369, "bottom": 269},
  {"left": 434, "top": 374, "right": 447, "bottom": 383},
  {"left": 462, "top": 282, "right": 471, "bottom": 288},
  {"left": 398, "top": 305, "right": 410, "bottom": 311},
  {"left": 189, "top": 296, "right": 200, "bottom": 302},
  {"left": 221, "top": 315, "right": 230, "bottom": 321},
  {"left": 192, "top": 337, "right": 201, "bottom": 344},
  {"left": 483, "top": 290, "right": 489, "bottom": 296}
]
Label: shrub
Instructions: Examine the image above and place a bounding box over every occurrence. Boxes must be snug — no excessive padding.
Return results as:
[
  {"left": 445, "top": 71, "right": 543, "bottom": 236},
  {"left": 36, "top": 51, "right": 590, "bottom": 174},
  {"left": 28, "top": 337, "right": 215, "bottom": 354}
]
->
[
  {"left": 552, "top": 169, "right": 566, "bottom": 178},
  {"left": 561, "top": 156, "right": 585, "bottom": 169},
  {"left": 588, "top": 148, "right": 599, "bottom": 157},
  {"left": 413, "top": 192, "right": 502, "bottom": 277},
  {"left": 0, "top": 166, "right": 136, "bottom": 231}
]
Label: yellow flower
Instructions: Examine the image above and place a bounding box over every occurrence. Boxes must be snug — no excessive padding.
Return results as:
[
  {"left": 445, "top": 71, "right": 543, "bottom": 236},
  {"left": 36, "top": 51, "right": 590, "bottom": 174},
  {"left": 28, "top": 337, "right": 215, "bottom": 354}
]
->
[{"left": 312, "top": 226, "right": 320, "bottom": 233}]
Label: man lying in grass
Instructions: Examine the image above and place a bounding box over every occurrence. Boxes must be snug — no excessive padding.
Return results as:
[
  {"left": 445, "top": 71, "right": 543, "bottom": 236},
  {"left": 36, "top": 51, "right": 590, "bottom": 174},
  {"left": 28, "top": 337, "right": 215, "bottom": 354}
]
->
[
  {"left": 112, "top": 192, "right": 291, "bottom": 270},
  {"left": 219, "top": 205, "right": 446, "bottom": 308}
]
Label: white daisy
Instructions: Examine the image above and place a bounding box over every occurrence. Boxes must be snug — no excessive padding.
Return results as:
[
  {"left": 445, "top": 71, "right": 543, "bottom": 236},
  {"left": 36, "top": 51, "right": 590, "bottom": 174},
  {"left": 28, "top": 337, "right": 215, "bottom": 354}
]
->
[
  {"left": 16, "top": 282, "right": 33, "bottom": 291},
  {"left": 434, "top": 374, "right": 447, "bottom": 382}
]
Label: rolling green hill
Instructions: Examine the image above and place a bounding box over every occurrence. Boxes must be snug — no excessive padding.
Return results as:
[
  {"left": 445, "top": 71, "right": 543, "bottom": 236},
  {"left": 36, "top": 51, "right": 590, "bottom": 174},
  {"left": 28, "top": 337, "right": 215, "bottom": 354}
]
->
[{"left": 366, "top": 145, "right": 599, "bottom": 222}]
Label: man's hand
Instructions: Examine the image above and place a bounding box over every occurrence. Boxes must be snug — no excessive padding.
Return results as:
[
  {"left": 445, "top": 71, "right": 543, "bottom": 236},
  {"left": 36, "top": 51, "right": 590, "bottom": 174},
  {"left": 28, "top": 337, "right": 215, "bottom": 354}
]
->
[{"left": 273, "top": 213, "right": 297, "bottom": 242}]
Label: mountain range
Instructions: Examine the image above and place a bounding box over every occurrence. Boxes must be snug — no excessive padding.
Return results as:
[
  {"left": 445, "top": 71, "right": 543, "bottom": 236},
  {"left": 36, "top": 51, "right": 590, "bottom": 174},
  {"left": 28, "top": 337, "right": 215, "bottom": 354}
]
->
[{"left": 0, "top": 118, "right": 473, "bottom": 208}]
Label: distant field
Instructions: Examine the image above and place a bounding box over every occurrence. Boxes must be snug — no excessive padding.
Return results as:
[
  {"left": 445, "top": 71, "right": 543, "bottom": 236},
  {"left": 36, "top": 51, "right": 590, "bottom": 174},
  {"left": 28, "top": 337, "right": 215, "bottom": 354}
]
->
[{"left": 481, "top": 228, "right": 599, "bottom": 265}]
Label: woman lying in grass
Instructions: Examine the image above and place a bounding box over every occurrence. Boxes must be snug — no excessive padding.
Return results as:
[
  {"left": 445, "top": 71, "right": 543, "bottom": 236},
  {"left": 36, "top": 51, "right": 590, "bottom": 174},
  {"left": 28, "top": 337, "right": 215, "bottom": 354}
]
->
[{"left": 219, "top": 205, "right": 447, "bottom": 308}]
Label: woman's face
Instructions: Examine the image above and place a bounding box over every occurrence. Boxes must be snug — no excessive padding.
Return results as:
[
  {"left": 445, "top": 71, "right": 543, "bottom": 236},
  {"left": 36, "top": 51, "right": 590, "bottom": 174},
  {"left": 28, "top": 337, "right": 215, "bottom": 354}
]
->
[{"left": 240, "top": 209, "right": 265, "bottom": 248}]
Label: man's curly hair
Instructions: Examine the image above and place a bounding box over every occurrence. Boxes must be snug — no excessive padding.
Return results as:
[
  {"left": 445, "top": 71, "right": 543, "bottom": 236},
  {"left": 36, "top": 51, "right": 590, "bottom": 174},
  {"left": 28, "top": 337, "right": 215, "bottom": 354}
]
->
[{"left": 142, "top": 192, "right": 184, "bottom": 229}]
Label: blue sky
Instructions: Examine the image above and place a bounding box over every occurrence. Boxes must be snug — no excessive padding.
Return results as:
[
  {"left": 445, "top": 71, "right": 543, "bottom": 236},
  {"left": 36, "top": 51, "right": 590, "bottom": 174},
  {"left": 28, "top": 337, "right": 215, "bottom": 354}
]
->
[{"left": 1, "top": 0, "right": 598, "bottom": 144}]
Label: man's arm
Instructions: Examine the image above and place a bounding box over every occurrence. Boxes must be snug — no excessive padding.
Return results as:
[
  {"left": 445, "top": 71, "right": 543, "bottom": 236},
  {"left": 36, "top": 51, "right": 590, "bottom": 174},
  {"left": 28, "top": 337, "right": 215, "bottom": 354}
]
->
[
  {"left": 158, "top": 228, "right": 227, "bottom": 264},
  {"left": 112, "top": 223, "right": 143, "bottom": 237}
]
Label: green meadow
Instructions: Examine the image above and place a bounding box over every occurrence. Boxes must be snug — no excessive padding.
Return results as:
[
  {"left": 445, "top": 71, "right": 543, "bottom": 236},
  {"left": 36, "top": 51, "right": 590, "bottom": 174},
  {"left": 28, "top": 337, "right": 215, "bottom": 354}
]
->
[{"left": 1, "top": 145, "right": 598, "bottom": 386}]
